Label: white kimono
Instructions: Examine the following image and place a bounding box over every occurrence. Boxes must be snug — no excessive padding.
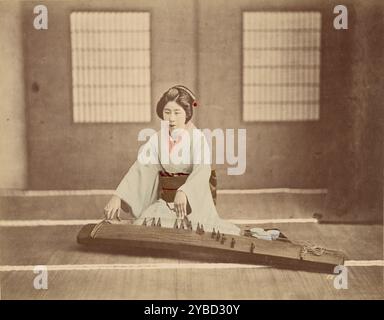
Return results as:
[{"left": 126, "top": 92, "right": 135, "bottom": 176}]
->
[{"left": 114, "top": 122, "right": 241, "bottom": 236}]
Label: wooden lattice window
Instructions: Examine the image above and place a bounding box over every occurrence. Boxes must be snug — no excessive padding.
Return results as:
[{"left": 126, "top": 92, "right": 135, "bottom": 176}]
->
[
  {"left": 70, "top": 12, "right": 151, "bottom": 123},
  {"left": 243, "top": 12, "right": 321, "bottom": 121}
]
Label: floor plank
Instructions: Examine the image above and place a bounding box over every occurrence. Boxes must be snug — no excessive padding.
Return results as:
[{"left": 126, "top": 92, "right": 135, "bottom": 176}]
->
[{"left": 1, "top": 267, "right": 382, "bottom": 299}]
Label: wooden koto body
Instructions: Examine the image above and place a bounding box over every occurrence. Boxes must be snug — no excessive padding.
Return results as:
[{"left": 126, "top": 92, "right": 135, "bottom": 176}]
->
[{"left": 77, "top": 220, "right": 345, "bottom": 273}]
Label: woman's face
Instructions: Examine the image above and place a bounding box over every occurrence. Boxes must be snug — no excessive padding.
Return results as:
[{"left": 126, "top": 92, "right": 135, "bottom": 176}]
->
[{"left": 163, "top": 101, "right": 187, "bottom": 132}]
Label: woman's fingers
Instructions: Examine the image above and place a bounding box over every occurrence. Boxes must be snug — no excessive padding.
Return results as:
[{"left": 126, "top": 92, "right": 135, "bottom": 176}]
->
[
  {"left": 104, "top": 196, "right": 122, "bottom": 220},
  {"left": 180, "top": 203, "right": 185, "bottom": 218},
  {"left": 181, "top": 202, "right": 186, "bottom": 219},
  {"left": 110, "top": 208, "right": 115, "bottom": 220},
  {"left": 174, "top": 203, "right": 178, "bottom": 217},
  {"left": 111, "top": 207, "right": 119, "bottom": 220},
  {"left": 175, "top": 202, "right": 186, "bottom": 219},
  {"left": 104, "top": 206, "right": 116, "bottom": 220},
  {"left": 104, "top": 206, "right": 110, "bottom": 219},
  {"left": 107, "top": 208, "right": 114, "bottom": 220},
  {"left": 175, "top": 203, "right": 181, "bottom": 218}
]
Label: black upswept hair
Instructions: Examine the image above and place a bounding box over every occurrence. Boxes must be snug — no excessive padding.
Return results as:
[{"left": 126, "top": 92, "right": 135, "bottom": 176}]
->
[{"left": 156, "top": 85, "right": 196, "bottom": 123}]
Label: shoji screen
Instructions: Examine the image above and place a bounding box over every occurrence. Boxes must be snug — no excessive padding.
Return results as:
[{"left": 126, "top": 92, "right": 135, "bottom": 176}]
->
[
  {"left": 70, "top": 12, "right": 151, "bottom": 123},
  {"left": 243, "top": 12, "right": 321, "bottom": 121}
]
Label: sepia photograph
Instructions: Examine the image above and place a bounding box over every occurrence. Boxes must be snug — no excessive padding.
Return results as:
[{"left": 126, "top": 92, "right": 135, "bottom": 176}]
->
[{"left": 0, "top": 0, "right": 383, "bottom": 302}]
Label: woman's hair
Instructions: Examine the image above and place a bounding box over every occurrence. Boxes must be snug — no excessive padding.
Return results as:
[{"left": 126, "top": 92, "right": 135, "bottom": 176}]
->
[{"left": 156, "top": 85, "right": 197, "bottom": 123}]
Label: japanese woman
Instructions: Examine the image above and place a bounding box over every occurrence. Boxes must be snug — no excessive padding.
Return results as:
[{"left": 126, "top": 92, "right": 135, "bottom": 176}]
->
[{"left": 104, "top": 85, "right": 240, "bottom": 236}]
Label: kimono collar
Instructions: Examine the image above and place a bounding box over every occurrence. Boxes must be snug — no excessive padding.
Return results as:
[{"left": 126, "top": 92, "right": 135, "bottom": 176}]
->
[{"left": 168, "top": 122, "right": 196, "bottom": 152}]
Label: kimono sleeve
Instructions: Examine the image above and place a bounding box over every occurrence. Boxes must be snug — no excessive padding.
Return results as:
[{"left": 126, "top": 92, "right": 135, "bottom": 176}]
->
[
  {"left": 114, "top": 133, "right": 161, "bottom": 218},
  {"left": 177, "top": 131, "right": 212, "bottom": 211}
]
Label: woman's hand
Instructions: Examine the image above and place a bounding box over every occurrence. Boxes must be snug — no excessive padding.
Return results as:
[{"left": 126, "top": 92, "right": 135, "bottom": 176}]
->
[
  {"left": 174, "top": 190, "right": 188, "bottom": 219},
  {"left": 104, "top": 195, "right": 121, "bottom": 220}
]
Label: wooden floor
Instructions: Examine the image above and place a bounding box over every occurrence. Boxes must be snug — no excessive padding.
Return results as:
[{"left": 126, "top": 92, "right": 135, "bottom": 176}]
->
[{"left": 0, "top": 222, "right": 382, "bottom": 299}]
